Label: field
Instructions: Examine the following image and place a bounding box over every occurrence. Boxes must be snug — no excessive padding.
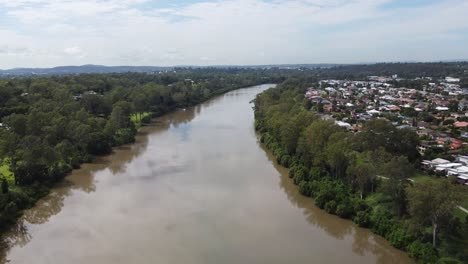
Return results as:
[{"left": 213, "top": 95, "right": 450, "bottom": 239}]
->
[
  {"left": 130, "top": 112, "right": 152, "bottom": 128},
  {"left": 0, "top": 159, "right": 14, "bottom": 185}
]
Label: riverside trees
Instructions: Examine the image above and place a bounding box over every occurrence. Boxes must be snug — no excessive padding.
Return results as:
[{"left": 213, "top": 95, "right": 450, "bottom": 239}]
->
[
  {"left": 254, "top": 80, "right": 467, "bottom": 263},
  {"left": 407, "top": 180, "right": 464, "bottom": 248},
  {"left": 0, "top": 68, "right": 278, "bottom": 230}
]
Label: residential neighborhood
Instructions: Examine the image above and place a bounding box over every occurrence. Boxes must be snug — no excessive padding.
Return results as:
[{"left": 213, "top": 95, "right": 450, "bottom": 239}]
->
[{"left": 305, "top": 75, "right": 468, "bottom": 186}]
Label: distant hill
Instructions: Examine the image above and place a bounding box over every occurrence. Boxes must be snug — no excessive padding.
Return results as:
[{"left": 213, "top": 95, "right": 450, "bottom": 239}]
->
[
  {"left": 0, "top": 64, "right": 341, "bottom": 76},
  {"left": 0, "top": 65, "right": 175, "bottom": 76},
  {"left": 2, "top": 61, "right": 468, "bottom": 77}
]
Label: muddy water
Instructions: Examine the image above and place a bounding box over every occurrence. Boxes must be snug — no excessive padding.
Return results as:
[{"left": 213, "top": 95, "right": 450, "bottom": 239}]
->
[{"left": 1, "top": 84, "right": 412, "bottom": 264}]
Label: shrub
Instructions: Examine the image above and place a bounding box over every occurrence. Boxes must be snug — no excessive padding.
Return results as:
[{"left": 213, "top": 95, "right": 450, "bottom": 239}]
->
[
  {"left": 293, "top": 167, "right": 309, "bottom": 184},
  {"left": 291, "top": 165, "right": 308, "bottom": 183},
  {"left": 407, "top": 241, "right": 438, "bottom": 263},
  {"left": 273, "top": 147, "right": 285, "bottom": 163},
  {"left": 87, "top": 132, "right": 112, "bottom": 155},
  {"left": 259, "top": 134, "right": 265, "bottom": 143},
  {"left": 4, "top": 201, "right": 18, "bottom": 216},
  {"left": 280, "top": 155, "right": 291, "bottom": 167},
  {"left": 298, "top": 180, "right": 313, "bottom": 197},
  {"left": 315, "top": 186, "right": 335, "bottom": 209},
  {"left": 325, "top": 200, "right": 337, "bottom": 214},
  {"left": 8, "top": 188, "right": 34, "bottom": 209},
  {"left": 370, "top": 210, "right": 397, "bottom": 237},
  {"left": 388, "top": 227, "right": 412, "bottom": 249},
  {"left": 288, "top": 165, "right": 297, "bottom": 178},
  {"left": 113, "top": 128, "right": 136, "bottom": 146},
  {"left": 436, "top": 257, "right": 464, "bottom": 264},
  {"left": 353, "top": 211, "right": 371, "bottom": 227},
  {"left": 309, "top": 167, "right": 329, "bottom": 181},
  {"left": 1, "top": 179, "right": 8, "bottom": 194},
  {"left": 48, "top": 162, "right": 72, "bottom": 180},
  {"left": 141, "top": 115, "right": 151, "bottom": 124},
  {"left": 336, "top": 202, "right": 353, "bottom": 219},
  {"left": 353, "top": 199, "right": 370, "bottom": 213}
]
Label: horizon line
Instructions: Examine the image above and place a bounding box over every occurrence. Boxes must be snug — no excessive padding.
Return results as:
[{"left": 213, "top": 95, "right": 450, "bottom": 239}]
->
[{"left": 2, "top": 60, "right": 468, "bottom": 71}]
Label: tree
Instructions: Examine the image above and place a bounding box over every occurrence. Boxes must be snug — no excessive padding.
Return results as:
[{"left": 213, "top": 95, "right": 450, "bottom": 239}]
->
[
  {"left": 381, "top": 156, "right": 414, "bottom": 216},
  {"left": 131, "top": 91, "right": 149, "bottom": 120},
  {"left": 347, "top": 152, "right": 375, "bottom": 199},
  {"left": 2, "top": 113, "right": 28, "bottom": 136},
  {"left": 325, "top": 132, "right": 350, "bottom": 179},
  {"left": 1, "top": 178, "right": 8, "bottom": 193},
  {"left": 406, "top": 180, "right": 464, "bottom": 248},
  {"left": 297, "top": 120, "right": 341, "bottom": 167},
  {"left": 279, "top": 110, "right": 315, "bottom": 154}
]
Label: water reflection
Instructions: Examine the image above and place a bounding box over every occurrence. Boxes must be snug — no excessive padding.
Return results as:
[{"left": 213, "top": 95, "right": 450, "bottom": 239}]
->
[
  {"left": 0, "top": 105, "right": 200, "bottom": 259},
  {"left": 260, "top": 141, "right": 411, "bottom": 263},
  {"left": 1, "top": 85, "right": 412, "bottom": 264}
]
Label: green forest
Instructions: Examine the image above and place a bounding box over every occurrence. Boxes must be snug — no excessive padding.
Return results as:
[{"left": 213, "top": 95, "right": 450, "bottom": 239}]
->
[{"left": 254, "top": 79, "right": 467, "bottom": 263}]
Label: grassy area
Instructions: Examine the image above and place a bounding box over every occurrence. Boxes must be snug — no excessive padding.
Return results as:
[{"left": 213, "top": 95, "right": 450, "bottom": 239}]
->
[
  {"left": 365, "top": 192, "right": 390, "bottom": 212},
  {"left": 462, "top": 200, "right": 468, "bottom": 209},
  {"left": 130, "top": 112, "right": 151, "bottom": 129},
  {"left": 406, "top": 172, "right": 468, "bottom": 220},
  {"left": 454, "top": 207, "right": 467, "bottom": 220},
  {"left": 0, "top": 159, "right": 14, "bottom": 185},
  {"left": 410, "top": 172, "right": 441, "bottom": 183},
  {"left": 456, "top": 199, "right": 468, "bottom": 221}
]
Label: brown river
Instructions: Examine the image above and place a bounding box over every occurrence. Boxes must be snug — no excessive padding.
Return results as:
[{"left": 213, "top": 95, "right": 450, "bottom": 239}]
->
[{"left": 1, "top": 84, "right": 412, "bottom": 264}]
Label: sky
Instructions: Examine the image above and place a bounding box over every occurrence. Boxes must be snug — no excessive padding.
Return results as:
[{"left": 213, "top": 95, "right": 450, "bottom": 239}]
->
[{"left": 0, "top": 0, "right": 467, "bottom": 68}]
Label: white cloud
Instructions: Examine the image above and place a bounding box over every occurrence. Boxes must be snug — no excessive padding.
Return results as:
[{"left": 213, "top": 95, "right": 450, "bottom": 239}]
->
[
  {"left": 0, "top": 0, "right": 467, "bottom": 68},
  {"left": 63, "top": 46, "right": 86, "bottom": 59}
]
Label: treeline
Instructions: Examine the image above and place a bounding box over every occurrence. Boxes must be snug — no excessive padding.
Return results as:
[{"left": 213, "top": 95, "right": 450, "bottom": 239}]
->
[
  {"left": 316, "top": 62, "right": 468, "bottom": 80},
  {"left": 0, "top": 68, "right": 283, "bottom": 230},
  {"left": 254, "top": 80, "right": 467, "bottom": 263}
]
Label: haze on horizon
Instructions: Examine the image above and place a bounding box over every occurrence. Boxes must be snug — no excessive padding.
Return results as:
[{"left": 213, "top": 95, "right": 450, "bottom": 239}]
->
[{"left": 0, "top": 0, "right": 467, "bottom": 69}]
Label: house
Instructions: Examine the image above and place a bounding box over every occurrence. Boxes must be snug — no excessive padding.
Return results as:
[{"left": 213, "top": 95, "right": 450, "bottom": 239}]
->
[
  {"left": 435, "top": 106, "right": 449, "bottom": 111},
  {"left": 417, "top": 122, "right": 430, "bottom": 129},
  {"left": 454, "top": 121, "right": 468, "bottom": 128},
  {"left": 418, "top": 143, "right": 434, "bottom": 155},
  {"left": 449, "top": 138, "right": 464, "bottom": 149},
  {"left": 421, "top": 158, "right": 450, "bottom": 170},
  {"left": 335, "top": 121, "right": 353, "bottom": 130},
  {"left": 455, "top": 155, "right": 468, "bottom": 165},
  {"left": 417, "top": 129, "right": 433, "bottom": 137},
  {"left": 445, "top": 77, "right": 460, "bottom": 83},
  {"left": 84, "top": 90, "right": 97, "bottom": 95},
  {"left": 397, "top": 125, "right": 416, "bottom": 130},
  {"left": 447, "top": 165, "right": 468, "bottom": 176},
  {"left": 323, "top": 104, "right": 333, "bottom": 112},
  {"left": 435, "top": 163, "right": 464, "bottom": 175},
  {"left": 456, "top": 175, "right": 468, "bottom": 184},
  {"left": 459, "top": 100, "right": 468, "bottom": 111},
  {"left": 418, "top": 140, "right": 443, "bottom": 153},
  {"left": 389, "top": 106, "right": 401, "bottom": 112}
]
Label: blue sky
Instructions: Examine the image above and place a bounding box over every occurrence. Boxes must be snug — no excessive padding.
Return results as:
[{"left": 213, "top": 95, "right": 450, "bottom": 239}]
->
[{"left": 0, "top": 0, "right": 467, "bottom": 68}]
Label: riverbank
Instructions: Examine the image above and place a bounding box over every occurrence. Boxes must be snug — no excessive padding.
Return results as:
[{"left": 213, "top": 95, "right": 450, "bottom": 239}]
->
[
  {"left": 0, "top": 81, "right": 272, "bottom": 238},
  {"left": 253, "top": 84, "right": 467, "bottom": 263},
  {"left": 1, "top": 85, "right": 414, "bottom": 264}
]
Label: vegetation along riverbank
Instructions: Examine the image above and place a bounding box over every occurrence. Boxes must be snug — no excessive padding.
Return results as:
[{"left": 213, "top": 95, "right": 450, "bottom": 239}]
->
[
  {"left": 0, "top": 68, "right": 286, "bottom": 233},
  {"left": 254, "top": 78, "right": 467, "bottom": 263},
  {"left": 1, "top": 62, "right": 467, "bottom": 261}
]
